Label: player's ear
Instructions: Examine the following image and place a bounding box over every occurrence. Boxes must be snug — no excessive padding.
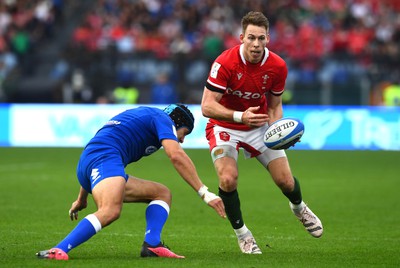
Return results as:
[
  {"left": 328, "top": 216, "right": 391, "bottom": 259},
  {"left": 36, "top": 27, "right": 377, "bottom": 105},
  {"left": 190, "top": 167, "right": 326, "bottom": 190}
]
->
[{"left": 239, "top": 34, "right": 244, "bottom": 43}]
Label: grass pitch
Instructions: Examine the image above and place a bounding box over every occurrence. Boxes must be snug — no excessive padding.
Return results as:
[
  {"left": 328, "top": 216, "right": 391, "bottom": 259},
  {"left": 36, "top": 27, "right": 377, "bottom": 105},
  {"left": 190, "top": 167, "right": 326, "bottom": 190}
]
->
[{"left": 0, "top": 148, "right": 399, "bottom": 267}]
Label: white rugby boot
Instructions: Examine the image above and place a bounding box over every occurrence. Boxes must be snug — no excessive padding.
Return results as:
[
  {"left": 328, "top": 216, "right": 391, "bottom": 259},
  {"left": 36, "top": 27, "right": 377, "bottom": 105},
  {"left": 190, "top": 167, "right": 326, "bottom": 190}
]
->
[
  {"left": 290, "top": 201, "right": 323, "bottom": 238},
  {"left": 237, "top": 230, "right": 262, "bottom": 254}
]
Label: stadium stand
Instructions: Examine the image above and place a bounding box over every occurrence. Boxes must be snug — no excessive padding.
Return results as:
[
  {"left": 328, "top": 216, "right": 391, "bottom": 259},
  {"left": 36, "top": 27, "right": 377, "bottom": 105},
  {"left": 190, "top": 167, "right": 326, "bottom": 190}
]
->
[{"left": 0, "top": 0, "right": 399, "bottom": 105}]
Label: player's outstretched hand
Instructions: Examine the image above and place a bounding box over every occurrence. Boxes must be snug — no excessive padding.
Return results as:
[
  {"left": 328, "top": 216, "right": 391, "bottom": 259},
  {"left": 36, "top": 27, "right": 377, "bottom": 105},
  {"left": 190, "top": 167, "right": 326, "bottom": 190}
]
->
[
  {"left": 198, "top": 185, "right": 226, "bottom": 218},
  {"left": 208, "top": 197, "right": 226, "bottom": 219},
  {"left": 68, "top": 199, "right": 87, "bottom": 221}
]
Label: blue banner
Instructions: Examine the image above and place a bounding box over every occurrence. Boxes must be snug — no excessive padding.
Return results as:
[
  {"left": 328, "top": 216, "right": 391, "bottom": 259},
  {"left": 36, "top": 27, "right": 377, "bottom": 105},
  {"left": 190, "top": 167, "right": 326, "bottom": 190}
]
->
[
  {"left": 1, "top": 104, "right": 399, "bottom": 150},
  {"left": 0, "top": 104, "right": 10, "bottom": 146},
  {"left": 282, "top": 105, "right": 400, "bottom": 150}
]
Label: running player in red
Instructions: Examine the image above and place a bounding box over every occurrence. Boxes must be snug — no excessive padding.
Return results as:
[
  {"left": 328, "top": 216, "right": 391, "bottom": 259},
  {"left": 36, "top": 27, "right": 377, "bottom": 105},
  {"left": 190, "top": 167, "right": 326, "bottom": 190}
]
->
[{"left": 201, "top": 11, "right": 323, "bottom": 254}]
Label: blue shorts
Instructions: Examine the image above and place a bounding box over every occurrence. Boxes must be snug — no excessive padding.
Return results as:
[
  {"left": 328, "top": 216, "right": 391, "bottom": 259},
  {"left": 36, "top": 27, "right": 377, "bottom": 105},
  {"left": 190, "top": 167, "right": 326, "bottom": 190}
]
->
[{"left": 76, "top": 146, "right": 129, "bottom": 193}]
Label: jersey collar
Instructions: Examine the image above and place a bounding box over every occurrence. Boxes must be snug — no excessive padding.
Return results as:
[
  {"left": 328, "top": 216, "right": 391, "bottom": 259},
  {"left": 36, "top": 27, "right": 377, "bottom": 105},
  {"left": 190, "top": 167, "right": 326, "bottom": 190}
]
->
[{"left": 239, "top": 44, "right": 270, "bottom": 66}]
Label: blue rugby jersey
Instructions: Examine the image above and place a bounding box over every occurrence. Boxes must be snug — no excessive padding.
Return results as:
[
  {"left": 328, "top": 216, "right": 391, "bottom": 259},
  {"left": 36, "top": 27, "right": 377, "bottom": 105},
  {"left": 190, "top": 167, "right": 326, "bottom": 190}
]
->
[{"left": 86, "top": 106, "right": 178, "bottom": 166}]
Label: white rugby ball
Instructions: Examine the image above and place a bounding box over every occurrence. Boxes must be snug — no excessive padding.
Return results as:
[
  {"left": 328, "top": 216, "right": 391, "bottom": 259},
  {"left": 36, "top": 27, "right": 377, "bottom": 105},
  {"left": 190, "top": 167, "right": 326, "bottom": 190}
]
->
[{"left": 263, "top": 117, "right": 304, "bottom": 150}]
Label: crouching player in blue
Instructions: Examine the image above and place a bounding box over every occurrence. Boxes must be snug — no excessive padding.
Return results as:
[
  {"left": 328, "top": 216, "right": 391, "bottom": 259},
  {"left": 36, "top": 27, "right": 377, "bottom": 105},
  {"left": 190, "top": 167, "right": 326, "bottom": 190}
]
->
[{"left": 36, "top": 104, "right": 226, "bottom": 260}]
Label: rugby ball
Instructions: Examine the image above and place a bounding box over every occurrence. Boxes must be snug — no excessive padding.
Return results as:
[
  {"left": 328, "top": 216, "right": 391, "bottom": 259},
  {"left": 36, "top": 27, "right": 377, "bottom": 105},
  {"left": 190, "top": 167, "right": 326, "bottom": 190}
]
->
[{"left": 263, "top": 117, "right": 304, "bottom": 150}]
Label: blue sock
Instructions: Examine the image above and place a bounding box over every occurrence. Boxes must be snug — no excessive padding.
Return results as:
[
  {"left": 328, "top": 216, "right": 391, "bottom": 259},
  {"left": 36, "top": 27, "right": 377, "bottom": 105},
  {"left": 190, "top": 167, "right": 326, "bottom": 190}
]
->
[
  {"left": 55, "top": 214, "right": 102, "bottom": 253},
  {"left": 144, "top": 200, "right": 170, "bottom": 246}
]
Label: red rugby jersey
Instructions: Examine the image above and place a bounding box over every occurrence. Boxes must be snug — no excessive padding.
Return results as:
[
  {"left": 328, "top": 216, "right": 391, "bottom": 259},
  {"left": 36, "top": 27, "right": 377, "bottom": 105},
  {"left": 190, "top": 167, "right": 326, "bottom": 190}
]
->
[{"left": 205, "top": 44, "right": 287, "bottom": 130}]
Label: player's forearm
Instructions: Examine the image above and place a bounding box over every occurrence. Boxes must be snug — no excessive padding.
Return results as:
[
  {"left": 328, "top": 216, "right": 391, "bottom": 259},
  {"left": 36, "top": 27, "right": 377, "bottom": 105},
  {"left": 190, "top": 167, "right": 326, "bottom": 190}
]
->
[
  {"left": 201, "top": 89, "right": 235, "bottom": 121},
  {"left": 202, "top": 102, "right": 238, "bottom": 122},
  {"left": 267, "top": 108, "right": 283, "bottom": 124},
  {"left": 267, "top": 95, "right": 283, "bottom": 123},
  {"left": 77, "top": 187, "right": 89, "bottom": 202},
  {"left": 169, "top": 151, "right": 203, "bottom": 191}
]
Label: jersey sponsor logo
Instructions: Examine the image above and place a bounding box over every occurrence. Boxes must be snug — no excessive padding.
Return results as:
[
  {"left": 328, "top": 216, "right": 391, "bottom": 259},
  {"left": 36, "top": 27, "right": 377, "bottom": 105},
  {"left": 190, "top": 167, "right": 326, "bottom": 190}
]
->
[
  {"left": 219, "top": 131, "right": 230, "bottom": 141},
  {"left": 91, "top": 168, "right": 101, "bottom": 184},
  {"left": 105, "top": 120, "right": 121, "bottom": 125},
  {"left": 210, "top": 62, "right": 221, "bottom": 78},
  {"left": 145, "top": 146, "right": 158, "bottom": 155},
  {"left": 226, "top": 87, "right": 262, "bottom": 99}
]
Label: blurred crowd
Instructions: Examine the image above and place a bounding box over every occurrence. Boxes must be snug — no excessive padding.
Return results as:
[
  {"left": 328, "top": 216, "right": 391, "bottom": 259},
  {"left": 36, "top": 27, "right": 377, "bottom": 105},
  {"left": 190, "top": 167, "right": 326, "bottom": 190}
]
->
[
  {"left": 0, "top": 0, "right": 62, "bottom": 81},
  {"left": 1, "top": 0, "right": 400, "bottom": 105},
  {"left": 70, "top": 0, "right": 400, "bottom": 62}
]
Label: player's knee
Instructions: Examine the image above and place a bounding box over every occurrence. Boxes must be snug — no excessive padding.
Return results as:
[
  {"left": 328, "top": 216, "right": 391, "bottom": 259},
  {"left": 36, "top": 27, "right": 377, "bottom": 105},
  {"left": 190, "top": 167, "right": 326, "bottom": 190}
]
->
[
  {"left": 157, "top": 184, "right": 172, "bottom": 204},
  {"left": 98, "top": 208, "right": 122, "bottom": 226},
  {"left": 275, "top": 175, "right": 294, "bottom": 192},
  {"left": 109, "top": 210, "right": 122, "bottom": 222},
  {"left": 219, "top": 173, "right": 238, "bottom": 191}
]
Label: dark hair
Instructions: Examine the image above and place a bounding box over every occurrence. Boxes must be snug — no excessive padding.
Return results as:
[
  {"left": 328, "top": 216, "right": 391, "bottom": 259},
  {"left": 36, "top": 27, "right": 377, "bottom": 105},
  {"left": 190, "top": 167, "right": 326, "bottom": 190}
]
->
[
  {"left": 241, "top": 11, "right": 269, "bottom": 34},
  {"left": 164, "top": 103, "right": 195, "bottom": 134}
]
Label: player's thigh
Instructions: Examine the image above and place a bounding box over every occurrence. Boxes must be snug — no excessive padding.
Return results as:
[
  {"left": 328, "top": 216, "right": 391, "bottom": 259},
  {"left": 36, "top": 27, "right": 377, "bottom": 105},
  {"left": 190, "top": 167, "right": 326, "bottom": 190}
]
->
[
  {"left": 92, "top": 176, "right": 126, "bottom": 210},
  {"left": 214, "top": 156, "right": 238, "bottom": 180},
  {"left": 123, "top": 175, "right": 171, "bottom": 205}
]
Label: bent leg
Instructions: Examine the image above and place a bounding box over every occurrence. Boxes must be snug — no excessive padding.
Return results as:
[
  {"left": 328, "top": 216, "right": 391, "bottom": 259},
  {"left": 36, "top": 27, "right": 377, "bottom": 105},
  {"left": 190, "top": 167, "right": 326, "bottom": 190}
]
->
[
  {"left": 214, "top": 156, "right": 242, "bottom": 228},
  {"left": 265, "top": 157, "right": 302, "bottom": 204},
  {"left": 258, "top": 154, "right": 323, "bottom": 237},
  {"left": 124, "top": 175, "right": 172, "bottom": 246},
  {"left": 54, "top": 176, "right": 126, "bottom": 253},
  {"left": 257, "top": 152, "right": 300, "bottom": 202},
  {"left": 215, "top": 155, "right": 261, "bottom": 254},
  {"left": 92, "top": 176, "right": 126, "bottom": 227},
  {"left": 123, "top": 175, "right": 172, "bottom": 205}
]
